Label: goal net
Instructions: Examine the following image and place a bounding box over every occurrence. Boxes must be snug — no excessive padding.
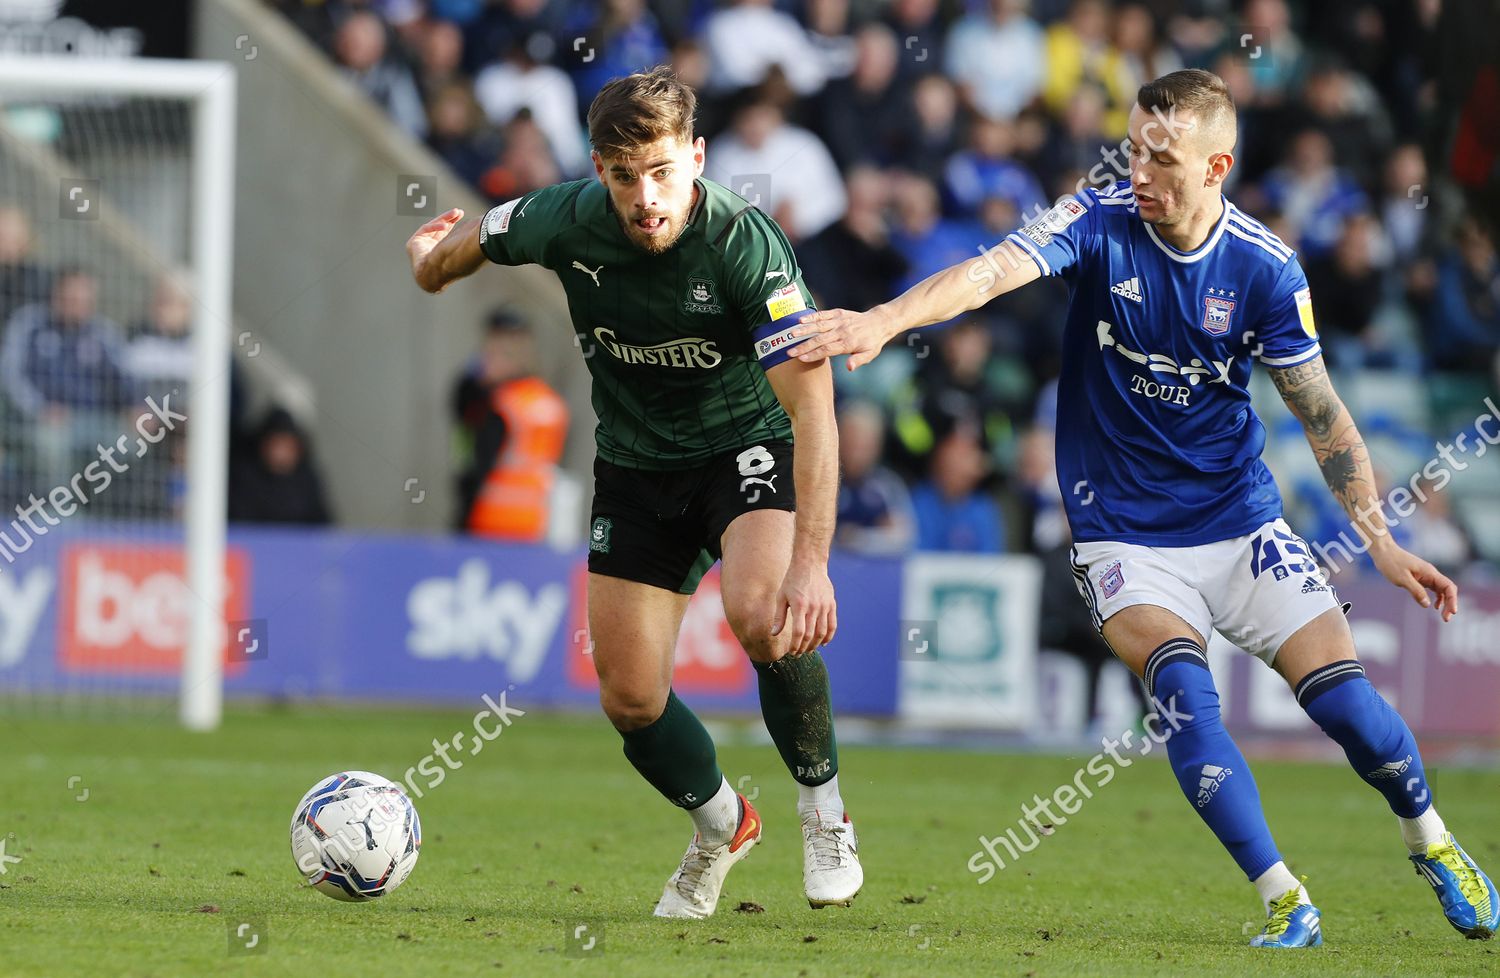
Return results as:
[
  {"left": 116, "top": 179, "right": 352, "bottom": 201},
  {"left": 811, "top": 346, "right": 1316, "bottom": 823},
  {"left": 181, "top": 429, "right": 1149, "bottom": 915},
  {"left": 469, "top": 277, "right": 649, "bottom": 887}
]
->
[{"left": 0, "top": 57, "right": 235, "bottom": 729}]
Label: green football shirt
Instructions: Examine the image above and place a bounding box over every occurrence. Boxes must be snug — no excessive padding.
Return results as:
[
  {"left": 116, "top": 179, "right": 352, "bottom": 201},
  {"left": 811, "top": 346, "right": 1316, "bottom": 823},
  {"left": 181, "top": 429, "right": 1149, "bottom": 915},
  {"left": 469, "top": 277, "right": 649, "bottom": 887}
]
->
[{"left": 477, "top": 177, "right": 814, "bottom": 470}]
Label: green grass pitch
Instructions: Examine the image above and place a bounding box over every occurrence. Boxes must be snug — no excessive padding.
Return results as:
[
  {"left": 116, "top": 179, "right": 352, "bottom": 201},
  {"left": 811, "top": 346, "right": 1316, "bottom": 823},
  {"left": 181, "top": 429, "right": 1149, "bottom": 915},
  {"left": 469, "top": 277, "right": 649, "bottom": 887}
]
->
[{"left": 1, "top": 706, "right": 1495, "bottom": 977}]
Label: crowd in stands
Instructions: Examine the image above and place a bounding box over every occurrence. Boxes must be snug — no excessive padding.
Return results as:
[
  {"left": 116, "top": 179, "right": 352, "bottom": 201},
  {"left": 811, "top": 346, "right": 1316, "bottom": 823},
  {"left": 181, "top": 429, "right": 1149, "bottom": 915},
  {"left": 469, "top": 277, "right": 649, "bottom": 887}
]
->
[
  {"left": 0, "top": 204, "right": 334, "bottom": 526},
  {"left": 271, "top": 0, "right": 1500, "bottom": 582}
]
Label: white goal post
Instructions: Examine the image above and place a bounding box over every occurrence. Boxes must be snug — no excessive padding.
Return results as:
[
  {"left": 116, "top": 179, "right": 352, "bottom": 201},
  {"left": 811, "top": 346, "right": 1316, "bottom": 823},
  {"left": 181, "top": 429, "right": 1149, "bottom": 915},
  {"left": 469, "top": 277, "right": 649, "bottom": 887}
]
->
[{"left": 0, "top": 57, "right": 236, "bottom": 730}]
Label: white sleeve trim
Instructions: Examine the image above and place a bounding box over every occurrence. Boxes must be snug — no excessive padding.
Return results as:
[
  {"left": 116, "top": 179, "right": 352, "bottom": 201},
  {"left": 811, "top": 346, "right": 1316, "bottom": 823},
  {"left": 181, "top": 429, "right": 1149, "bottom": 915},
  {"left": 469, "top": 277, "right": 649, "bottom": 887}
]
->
[
  {"left": 1004, "top": 232, "right": 1052, "bottom": 277},
  {"left": 1260, "top": 344, "right": 1322, "bottom": 367}
]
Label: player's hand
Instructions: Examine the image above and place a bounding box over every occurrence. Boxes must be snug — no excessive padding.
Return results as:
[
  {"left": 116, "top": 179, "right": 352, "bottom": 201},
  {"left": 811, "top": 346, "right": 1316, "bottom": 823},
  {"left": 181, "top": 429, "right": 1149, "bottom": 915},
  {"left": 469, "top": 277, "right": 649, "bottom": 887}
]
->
[
  {"left": 771, "top": 562, "right": 837, "bottom": 654},
  {"left": 1371, "top": 543, "right": 1458, "bottom": 621},
  {"left": 405, "top": 207, "right": 464, "bottom": 290},
  {"left": 789, "top": 307, "right": 894, "bottom": 371}
]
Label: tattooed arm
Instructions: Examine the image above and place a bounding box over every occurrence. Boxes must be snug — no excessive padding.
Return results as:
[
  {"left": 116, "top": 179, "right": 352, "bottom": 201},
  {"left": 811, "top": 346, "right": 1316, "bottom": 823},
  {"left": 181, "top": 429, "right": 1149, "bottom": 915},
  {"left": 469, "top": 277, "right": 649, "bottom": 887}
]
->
[{"left": 1269, "top": 355, "right": 1458, "bottom": 620}]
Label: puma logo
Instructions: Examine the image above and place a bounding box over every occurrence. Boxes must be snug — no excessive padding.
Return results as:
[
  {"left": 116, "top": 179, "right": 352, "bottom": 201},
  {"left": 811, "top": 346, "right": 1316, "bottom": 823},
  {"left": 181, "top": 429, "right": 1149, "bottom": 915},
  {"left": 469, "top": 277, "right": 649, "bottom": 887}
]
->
[
  {"left": 517, "top": 194, "right": 533, "bottom": 217},
  {"left": 571, "top": 261, "right": 603, "bottom": 287},
  {"left": 764, "top": 267, "right": 788, "bottom": 283},
  {"left": 739, "top": 475, "right": 777, "bottom": 503}
]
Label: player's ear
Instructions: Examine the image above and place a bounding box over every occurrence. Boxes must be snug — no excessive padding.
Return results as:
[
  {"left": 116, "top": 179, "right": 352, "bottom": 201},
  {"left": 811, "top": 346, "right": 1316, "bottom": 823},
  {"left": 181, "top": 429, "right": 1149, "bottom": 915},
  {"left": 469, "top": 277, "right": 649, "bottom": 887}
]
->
[
  {"left": 1205, "top": 151, "right": 1234, "bottom": 189},
  {"left": 691, "top": 135, "right": 705, "bottom": 177},
  {"left": 591, "top": 150, "right": 607, "bottom": 185}
]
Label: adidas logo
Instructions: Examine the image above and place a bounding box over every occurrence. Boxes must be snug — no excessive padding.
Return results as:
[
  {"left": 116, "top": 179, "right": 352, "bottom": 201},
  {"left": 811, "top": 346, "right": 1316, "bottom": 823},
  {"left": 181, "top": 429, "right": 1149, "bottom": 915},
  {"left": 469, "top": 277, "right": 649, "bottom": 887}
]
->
[
  {"left": 1300, "top": 576, "right": 1329, "bottom": 594},
  {"left": 1196, "top": 764, "right": 1231, "bottom": 808},
  {"left": 1369, "top": 755, "right": 1412, "bottom": 780},
  {"left": 1110, "top": 276, "right": 1143, "bottom": 303}
]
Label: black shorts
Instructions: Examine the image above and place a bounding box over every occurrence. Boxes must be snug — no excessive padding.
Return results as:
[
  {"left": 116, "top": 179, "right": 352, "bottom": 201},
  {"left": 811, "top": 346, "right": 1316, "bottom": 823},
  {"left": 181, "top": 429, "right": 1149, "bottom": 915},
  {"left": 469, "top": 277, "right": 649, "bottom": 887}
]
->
[{"left": 587, "top": 439, "right": 796, "bottom": 594}]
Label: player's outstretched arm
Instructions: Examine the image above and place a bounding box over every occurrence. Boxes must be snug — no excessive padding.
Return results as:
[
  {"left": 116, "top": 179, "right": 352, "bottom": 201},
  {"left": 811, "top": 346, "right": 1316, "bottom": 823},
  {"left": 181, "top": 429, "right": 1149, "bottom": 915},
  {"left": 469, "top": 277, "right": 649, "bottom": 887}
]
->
[
  {"left": 764, "top": 357, "right": 838, "bottom": 653},
  {"left": 789, "top": 239, "right": 1042, "bottom": 370},
  {"left": 406, "top": 207, "right": 487, "bottom": 294},
  {"left": 1270, "top": 355, "right": 1458, "bottom": 620}
]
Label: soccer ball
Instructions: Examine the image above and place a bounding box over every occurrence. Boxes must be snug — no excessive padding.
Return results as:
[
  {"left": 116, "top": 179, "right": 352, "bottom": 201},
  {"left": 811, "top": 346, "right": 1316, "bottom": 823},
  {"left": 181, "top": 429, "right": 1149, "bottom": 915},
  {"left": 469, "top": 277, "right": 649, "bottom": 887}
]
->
[{"left": 290, "top": 771, "right": 422, "bottom": 901}]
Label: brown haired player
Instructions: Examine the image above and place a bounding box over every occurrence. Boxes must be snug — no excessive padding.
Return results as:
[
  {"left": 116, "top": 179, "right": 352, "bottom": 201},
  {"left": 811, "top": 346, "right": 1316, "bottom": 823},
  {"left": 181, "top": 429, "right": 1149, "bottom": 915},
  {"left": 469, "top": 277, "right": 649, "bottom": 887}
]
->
[{"left": 404, "top": 67, "right": 862, "bottom": 918}]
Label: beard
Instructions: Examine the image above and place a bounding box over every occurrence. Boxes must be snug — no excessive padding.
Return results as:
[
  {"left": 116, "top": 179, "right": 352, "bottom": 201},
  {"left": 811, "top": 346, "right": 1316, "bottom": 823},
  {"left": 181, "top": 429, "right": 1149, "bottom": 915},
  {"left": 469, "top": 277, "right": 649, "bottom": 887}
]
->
[
  {"left": 615, "top": 189, "right": 696, "bottom": 253},
  {"left": 617, "top": 202, "right": 692, "bottom": 254}
]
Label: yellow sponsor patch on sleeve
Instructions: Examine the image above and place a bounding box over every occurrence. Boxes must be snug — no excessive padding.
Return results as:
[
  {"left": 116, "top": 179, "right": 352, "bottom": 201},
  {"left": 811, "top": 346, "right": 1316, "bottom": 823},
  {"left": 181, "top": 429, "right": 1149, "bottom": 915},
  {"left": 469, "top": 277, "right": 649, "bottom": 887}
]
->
[
  {"left": 1294, "top": 286, "right": 1317, "bottom": 338},
  {"left": 765, "top": 282, "right": 807, "bottom": 321}
]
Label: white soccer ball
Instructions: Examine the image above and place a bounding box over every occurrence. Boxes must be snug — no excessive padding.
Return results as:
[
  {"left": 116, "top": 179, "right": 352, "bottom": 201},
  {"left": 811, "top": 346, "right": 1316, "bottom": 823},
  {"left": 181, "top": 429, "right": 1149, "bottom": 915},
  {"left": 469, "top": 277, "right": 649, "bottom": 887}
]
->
[{"left": 290, "top": 771, "right": 421, "bottom": 901}]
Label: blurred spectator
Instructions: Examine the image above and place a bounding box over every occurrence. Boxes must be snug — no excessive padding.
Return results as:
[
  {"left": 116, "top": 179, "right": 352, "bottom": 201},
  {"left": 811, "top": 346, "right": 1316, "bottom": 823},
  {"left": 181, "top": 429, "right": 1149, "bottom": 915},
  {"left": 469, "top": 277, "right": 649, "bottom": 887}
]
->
[
  {"left": 816, "top": 23, "right": 906, "bottom": 169},
  {"left": 892, "top": 73, "right": 962, "bottom": 181},
  {"left": 452, "top": 310, "right": 568, "bottom": 540},
  {"left": 426, "top": 82, "right": 502, "bottom": 189},
  {"left": 415, "top": 17, "right": 467, "bottom": 104},
  {"left": 1303, "top": 213, "right": 1390, "bottom": 368},
  {"left": 943, "top": 117, "right": 1046, "bottom": 219},
  {"left": 334, "top": 11, "right": 428, "bottom": 139},
  {"left": 1260, "top": 129, "right": 1367, "bottom": 260},
  {"left": 461, "top": 0, "right": 558, "bottom": 77},
  {"left": 1110, "top": 4, "right": 1181, "bottom": 108},
  {"left": 564, "top": 0, "right": 669, "bottom": 113},
  {"left": 705, "top": 94, "right": 846, "bottom": 241},
  {"left": 479, "top": 115, "right": 565, "bottom": 202},
  {"left": 1241, "top": 0, "right": 1305, "bottom": 105},
  {"left": 667, "top": 38, "right": 720, "bottom": 134},
  {"left": 806, "top": 0, "right": 859, "bottom": 82},
  {"left": 1379, "top": 143, "right": 1435, "bottom": 265},
  {"left": 1042, "top": 0, "right": 1131, "bottom": 136},
  {"left": 0, "top": 269, "right": 131, "bottom": 416},
  {"left": 701, "top": 0, "right": 827, "bottom": 97},
  {"left": 910, "top": 420, "right": 1004, "bottom": 552},
  {"left": 1402, "top": 474, "right": 1475, "bottom": 577},
  {"left": 0, "top": 206, "right": 46, "bottom": 326},
  {"left": 834, "top": 400, "right": 915, "bottom": 555},
  {"left": 1163, "top": 2, "right": 1227, "bottom": 68},
  {"left": 1011, "top": 105, "right": 1054, "bottom": 176},
  {"left": 474, "top": 39, "right": 588, "bottom": 177},
  {"left": 124, "top": 272, "right": 195, "bottom": 404},
  {"left": 888, "top": 319, "right": 1029, "bottom": 479},
  {"left": 228, "top": 407, "right": 334, "bottom": 526},
  {"left": 1037, "top": 83, "right": 1111, "bottom": 178},
  {"left": 121, "top": 272, "right": 247, "bottom": 434},
  {"left": 944, "top": 0, "right": 1044, "bottom": 121},
  {"left": 884, "top": 0, "right": 947, "bottom": 82},
  {"left": 1428, "top": 218, "right": 1500, "bottom": 374},
  {"left": 0, "top": 268, "right": 134, "bottom": 486},
  {"left": 888, "top": 173, "right": 983, "bottom": 293},
  {"left": 800, "top": 165, "right": 908, "bottom": 314},
  {"left": 1281, "top": 61, "right": 1391, "bottom": 188}
]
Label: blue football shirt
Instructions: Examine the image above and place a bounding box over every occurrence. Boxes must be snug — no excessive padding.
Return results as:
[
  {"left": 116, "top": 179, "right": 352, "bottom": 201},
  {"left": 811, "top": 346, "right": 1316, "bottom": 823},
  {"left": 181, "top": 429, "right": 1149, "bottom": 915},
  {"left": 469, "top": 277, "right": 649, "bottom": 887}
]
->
[{"left": 1003, "top": 182, "right": 1321, "bottom": 547}]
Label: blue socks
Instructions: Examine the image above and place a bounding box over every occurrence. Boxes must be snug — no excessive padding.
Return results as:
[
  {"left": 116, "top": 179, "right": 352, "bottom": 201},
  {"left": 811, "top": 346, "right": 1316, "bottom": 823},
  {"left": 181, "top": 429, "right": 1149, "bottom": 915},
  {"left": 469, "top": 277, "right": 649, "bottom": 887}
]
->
[
  {"left": 1296, "top": 660, "right": 1432, "bottom": 818},
  {"left": 1146, "top": 639, "right": 1283, "bottom": 880}
]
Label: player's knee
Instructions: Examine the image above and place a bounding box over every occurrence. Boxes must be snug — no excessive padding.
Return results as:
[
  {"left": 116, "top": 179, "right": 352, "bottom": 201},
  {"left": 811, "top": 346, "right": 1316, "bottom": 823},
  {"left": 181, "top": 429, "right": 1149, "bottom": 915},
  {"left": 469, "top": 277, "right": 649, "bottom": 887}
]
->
[
  {"left": 599, "top": 684, "right": 668, "bottom": 733},
  {"left": 1143, "top": 637, "right": 1222, "bottom": 731},
  {"left": 723, "top": 594, "right": 781, "bottom": 662}
]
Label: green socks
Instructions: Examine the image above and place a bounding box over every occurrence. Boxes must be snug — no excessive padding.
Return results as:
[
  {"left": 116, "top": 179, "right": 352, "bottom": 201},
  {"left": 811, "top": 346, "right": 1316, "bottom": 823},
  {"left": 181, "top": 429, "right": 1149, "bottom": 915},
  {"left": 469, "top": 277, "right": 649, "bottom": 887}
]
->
[
  {"left": 620, "top": 690, "right": 724, "bottom": 809},
  {"left": 754, "top": 652, "right": 839, "bottom": 786},
  {"left": 619, "top": 655, "right": 839, "bottom": 813}
]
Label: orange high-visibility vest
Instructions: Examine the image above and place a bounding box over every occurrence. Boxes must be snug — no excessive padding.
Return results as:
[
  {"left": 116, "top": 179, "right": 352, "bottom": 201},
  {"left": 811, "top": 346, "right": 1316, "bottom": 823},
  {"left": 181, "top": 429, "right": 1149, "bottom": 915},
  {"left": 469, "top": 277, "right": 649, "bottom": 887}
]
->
[{"left": 466, "top": 376, "right": 568, "bottom": 540}]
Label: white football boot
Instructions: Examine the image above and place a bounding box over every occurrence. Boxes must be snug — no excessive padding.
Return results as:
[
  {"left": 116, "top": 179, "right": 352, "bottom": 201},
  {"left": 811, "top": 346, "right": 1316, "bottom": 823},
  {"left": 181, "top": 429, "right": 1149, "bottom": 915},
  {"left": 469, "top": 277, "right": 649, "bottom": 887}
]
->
[
  {"left": 652, "top": 794, "right": 762, "bottom": 919},
  {"left": 802, "top": 810, "right": 862, "bottom": 908}
]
